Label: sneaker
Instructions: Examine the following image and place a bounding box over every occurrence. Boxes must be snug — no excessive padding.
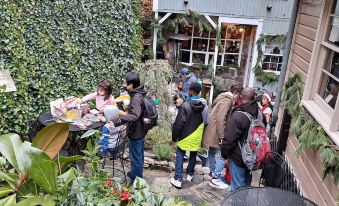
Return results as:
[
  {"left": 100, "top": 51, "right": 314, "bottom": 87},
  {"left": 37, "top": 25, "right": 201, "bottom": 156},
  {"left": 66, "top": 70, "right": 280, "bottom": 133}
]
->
[
  {"left": 186, "top": 175, "right": 193, "bottom": 182},
  {"left": 209, "top": 178, "right": 230, "bottom": 190},
  {"left": 170, "top": 178, "right": 182, "bottom": 188}
]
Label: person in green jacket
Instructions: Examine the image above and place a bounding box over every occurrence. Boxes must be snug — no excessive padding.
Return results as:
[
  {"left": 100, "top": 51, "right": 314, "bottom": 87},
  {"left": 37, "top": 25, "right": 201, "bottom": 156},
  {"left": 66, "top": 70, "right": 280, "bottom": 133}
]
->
[{"left": 170, "top": 82, "right": 209, "bottom": 188}]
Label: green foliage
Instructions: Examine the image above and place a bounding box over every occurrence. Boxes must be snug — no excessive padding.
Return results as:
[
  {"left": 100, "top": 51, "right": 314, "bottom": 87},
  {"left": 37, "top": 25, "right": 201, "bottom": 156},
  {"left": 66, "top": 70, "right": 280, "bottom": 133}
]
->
[
  {"left": 168, "top": 11, "right": 212, "bottom": 35},
  {"left": 145, "top": 125, "right": 172, "bottom": 150},
  {"left": 0, "top": 0, "right": 142, "bottom": 136},
  {"left": 0, "top": 123, "right": 80, "bottom": 204},
  {"left": 136, "top": 59, "right": 173, "bottom": 122},
  {"left": 284, "top": 74, "right": 339, "bottom": 185},
  {"left": 32, "top": 123, "right": 69, "bottom": 159},
  {"left": 253, "top": 34, "right": 287, "bottom": 86},
  {"left": 153, "top": 144, "right": 173, "bottom": 161}
]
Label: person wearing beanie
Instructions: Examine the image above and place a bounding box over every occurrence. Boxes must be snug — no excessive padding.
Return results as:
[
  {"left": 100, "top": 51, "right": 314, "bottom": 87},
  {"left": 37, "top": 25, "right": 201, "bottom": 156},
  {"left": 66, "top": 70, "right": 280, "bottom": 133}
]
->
[
  {"left": 99, "top": 105, "right": 123, "bottom": 156},
  {"left": 180, "top": 67, "right": 197, "bottom": 98}
]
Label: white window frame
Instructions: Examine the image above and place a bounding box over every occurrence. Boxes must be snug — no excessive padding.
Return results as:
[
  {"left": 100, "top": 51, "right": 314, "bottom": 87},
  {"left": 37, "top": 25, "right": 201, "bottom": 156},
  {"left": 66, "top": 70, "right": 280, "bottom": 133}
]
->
[
  {"left": 302, "top": 0, "right": 339, "bottom": 145},
  {"left": 179, "top": 24, "right": 244, "bottom": 68},
  {"left": 262, "top": 39, "right": 285, "bottom": 75}
]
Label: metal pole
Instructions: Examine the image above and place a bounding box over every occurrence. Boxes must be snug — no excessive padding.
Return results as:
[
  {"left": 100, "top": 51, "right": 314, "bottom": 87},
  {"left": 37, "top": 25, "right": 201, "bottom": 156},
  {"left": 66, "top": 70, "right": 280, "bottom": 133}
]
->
[{"left": 272, "top": 0, "right": 300, "bottom": 125}]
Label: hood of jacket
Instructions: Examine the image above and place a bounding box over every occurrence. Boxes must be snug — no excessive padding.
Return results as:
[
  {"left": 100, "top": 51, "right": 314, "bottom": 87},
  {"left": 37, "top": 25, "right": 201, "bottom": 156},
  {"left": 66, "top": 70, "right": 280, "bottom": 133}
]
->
[
  {"left": 212, "top": 92, "right": 233, "bottom": 108},
  {"left": 129, "top": 85, "right": 147, "bottom": 96},
  {"left": 189, "top": 99, "right": 205, "bottom": 113},
  {"left": 236, "top": 99, "right": 258, "bottom": 117}
]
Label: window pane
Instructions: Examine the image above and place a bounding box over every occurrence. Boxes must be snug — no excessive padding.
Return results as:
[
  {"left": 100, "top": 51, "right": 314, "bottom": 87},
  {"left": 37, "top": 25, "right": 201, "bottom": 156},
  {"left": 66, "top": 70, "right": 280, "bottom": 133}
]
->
[
  {"left": 318, "top": 72, "right": 339, "bottom": 109},
  {"left": 209, "top": 39, "right": 216, "bottom": 52},
  {"left": 262, "top": 62, "right": 278, "bottom": 71},
  {"left": 318, "top": 49, "right": 339, "bottom": 108},
  {"left": 224, "top": 54, "right": 239, "bottom": 65},
  {"left": 180, "top": 50, "right": 190, "bottom": 63},
  {"left": 192, "top": 53, "right": 205, "bottom": 64},
  {"left": 181, "top": 40, "right": 191, "bottom": 50},
  {"left": 329, "top": 1, "right": 339, "bottom": 44},
  {"left": 192, "top": 38, "right": 208, "bottom": 51},
  {"left": 265, "top": 45, "right": 282, "bottom": 55},
  {"left": 226, "top": 26, "right": 242, "bottom": 39},
  {"left": 325, "top": 50, "right": 339, "bottom": 78},
  {"left": 225, "top": 41, "right": 240, "bottom": 53}
]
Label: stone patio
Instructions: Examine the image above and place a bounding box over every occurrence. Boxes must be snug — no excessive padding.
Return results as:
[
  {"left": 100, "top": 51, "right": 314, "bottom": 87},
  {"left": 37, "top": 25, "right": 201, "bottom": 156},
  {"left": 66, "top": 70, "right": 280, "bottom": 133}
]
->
[{"left": 101, "top": 156, "right": 262, "bottom": 206}]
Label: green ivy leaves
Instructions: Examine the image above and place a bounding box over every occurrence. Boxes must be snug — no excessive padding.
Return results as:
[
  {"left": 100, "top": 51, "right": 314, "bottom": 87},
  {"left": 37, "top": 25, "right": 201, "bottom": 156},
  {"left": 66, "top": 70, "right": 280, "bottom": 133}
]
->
[{"left": 0, "top": 0, "right": 142, "bottom": 136}]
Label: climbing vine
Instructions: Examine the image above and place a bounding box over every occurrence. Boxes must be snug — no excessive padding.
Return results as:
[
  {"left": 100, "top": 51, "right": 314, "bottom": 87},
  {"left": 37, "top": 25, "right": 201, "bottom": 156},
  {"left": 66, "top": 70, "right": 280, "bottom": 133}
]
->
[
  {"left": 0, "top": 0, "right": 142, "bottom": 135},
  {"left": 284, "top": 74, "right": 339, "bottom": 185},
  {"left": 254, "top": 34, "right": 287, "bottom": 86},
  {"left": 151, "top": 10, "right": 213, "bottom": 46}
]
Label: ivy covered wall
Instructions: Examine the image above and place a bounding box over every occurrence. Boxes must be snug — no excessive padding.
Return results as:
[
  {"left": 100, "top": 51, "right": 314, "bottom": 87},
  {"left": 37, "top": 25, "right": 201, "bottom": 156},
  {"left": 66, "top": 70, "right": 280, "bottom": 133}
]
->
[{"left": 0, "top": 0, "right": 142, "bottom": 135}]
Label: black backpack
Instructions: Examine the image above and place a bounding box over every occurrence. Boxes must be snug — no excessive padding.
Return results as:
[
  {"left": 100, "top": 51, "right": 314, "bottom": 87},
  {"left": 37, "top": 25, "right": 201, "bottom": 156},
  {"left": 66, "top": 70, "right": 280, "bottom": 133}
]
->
[{"left": 143, "top": 96, "right": 158, "bottom": 131}]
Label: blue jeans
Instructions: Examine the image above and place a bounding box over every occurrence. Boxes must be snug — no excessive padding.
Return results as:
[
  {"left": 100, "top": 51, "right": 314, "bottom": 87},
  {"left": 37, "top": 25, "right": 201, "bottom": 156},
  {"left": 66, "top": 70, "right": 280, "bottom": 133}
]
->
[
  {"left": 229, "top": 160, "right": 252, "bottom": 192},
  {"left": 174, "top": 147, "right": 197, "bottom": 181},
  {"left": 128, "top": 137, "right": 145, "bottom": 182},
  {"left": 208, "top": 147, "right": 225, "bottom": 179}
]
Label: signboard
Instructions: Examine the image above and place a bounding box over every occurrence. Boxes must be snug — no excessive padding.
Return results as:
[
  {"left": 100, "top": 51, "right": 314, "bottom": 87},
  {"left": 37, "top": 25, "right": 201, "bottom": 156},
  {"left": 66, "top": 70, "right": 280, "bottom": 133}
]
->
[{"left": 0, "top": 70, "right": 16, "bottom": 92}]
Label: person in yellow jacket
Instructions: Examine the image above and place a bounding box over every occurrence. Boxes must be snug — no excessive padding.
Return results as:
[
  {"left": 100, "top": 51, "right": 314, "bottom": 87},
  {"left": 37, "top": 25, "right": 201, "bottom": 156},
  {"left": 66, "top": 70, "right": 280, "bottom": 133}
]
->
[{"left": 170, "top": 82, "right": 209, "bottom": 188}]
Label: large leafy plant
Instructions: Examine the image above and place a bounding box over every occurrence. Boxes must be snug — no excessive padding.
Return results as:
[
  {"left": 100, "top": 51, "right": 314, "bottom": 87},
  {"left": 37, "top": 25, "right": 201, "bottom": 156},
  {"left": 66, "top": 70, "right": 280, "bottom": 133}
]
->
[
  {"left": 0, "top": 123, "right": 82, "bottom": 205},
  {"left": 0, "top": 0, "right": 142, "bottom": 136}
]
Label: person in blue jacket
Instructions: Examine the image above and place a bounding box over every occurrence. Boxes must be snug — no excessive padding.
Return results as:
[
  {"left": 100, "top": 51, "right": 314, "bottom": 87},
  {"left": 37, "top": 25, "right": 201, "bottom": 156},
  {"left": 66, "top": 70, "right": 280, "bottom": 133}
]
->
[{"left": 180, "top": 67, "right": 197, "bottom": 99}]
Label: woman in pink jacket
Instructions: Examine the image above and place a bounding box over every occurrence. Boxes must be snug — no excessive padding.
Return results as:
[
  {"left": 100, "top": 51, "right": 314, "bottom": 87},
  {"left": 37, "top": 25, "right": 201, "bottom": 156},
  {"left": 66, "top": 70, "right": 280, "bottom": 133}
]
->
[{"left": 81, "top": 80, "right": 115, "bottom": 113}]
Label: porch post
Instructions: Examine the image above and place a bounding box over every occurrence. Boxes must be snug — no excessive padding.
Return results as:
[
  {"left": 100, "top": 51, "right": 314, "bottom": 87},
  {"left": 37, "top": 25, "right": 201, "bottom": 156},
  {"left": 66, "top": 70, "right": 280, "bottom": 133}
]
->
[
  {"left": 153, "top": 12, "right": 159, "bottom": 60},
  {"left": 248, "top": 19, "right": 264, "bottom": 87},
  {"left": 209, "top": 18, "right": 221, "bottom": 105}
]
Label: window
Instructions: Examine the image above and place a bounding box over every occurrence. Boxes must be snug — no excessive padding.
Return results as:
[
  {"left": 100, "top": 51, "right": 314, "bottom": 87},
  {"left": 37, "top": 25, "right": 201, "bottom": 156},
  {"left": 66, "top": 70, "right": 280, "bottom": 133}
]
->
[
  {"left": 178, "top": 24, "right": 244, "bottom": 68},
  {"left": 303, "top": 0, "right": 339, "bottom": 139},
  {"left": 262, "top": 41, "right": 284, "bottom": 72}
]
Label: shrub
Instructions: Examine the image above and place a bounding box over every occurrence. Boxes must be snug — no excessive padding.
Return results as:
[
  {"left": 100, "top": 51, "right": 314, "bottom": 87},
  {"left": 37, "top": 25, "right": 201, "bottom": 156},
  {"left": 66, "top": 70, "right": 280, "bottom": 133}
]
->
[
  {"left": 153, "top": 143, "right": 173, "bottom": 161},
  {"left": 0, "top": 0, "right": 142, "bottom": 136},
  {"left": 145, "top": 124, "right": 172, "bottom": 150}
]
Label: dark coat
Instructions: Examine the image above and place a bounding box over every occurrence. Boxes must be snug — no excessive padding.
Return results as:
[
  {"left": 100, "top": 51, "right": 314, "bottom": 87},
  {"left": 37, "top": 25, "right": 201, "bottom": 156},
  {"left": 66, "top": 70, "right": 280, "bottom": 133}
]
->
[
  {"left": 120, "top": 86, "right": 147, "bottom": 139},
  {"left": 172, "top": 98, "right": 209, "bottom": 151},
  {"left": 221, "top": 100, "right": 258, "bottom": 168}
]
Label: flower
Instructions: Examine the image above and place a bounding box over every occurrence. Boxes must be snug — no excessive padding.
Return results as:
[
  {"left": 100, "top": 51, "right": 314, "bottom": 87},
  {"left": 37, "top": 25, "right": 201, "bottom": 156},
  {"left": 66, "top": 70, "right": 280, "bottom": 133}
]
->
[
  {"left": 105, "top": 178, "right": 113, "bottom": 187},
  {"left": 120, "top": 191, "right": 131, "bottom": 201},
  {"left": 112, "top": 188, "right": 119, "bottom": 196}
]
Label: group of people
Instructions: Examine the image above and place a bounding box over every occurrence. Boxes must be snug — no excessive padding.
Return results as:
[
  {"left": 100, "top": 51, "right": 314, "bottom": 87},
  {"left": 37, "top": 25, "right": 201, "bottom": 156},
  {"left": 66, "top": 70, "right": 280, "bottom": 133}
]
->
[
  {"left": 80, "top": 72, "right": 148, "bottom": 183},
  {"left": 170, "top": 68, "right": 273, "bottom": 192},
  {"left": 80, "top": 68, "right": 273, "bottom": 192}
]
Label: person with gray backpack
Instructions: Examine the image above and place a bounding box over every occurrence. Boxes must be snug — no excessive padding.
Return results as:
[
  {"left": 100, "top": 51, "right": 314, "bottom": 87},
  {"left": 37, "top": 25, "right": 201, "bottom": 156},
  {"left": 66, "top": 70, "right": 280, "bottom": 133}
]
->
[{"left": 221, "top": 87, "right": 270, "bottom": 192}]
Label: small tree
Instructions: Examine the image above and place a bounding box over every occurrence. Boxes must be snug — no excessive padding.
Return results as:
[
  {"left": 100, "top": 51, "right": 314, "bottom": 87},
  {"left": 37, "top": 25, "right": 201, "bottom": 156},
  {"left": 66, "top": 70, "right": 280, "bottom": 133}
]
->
[{"left": 136, "top": 60, "right": 174, "bottom": 124}]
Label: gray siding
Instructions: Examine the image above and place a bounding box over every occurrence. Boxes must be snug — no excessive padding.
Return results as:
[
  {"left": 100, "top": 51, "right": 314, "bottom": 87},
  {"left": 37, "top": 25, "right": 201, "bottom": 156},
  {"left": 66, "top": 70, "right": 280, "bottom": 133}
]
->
[
  {"left": 262, "top": 19, "right": 290, "bottom": 34},
  {"left": 156, "top": 0, "right": 294, "bottom": 34}
]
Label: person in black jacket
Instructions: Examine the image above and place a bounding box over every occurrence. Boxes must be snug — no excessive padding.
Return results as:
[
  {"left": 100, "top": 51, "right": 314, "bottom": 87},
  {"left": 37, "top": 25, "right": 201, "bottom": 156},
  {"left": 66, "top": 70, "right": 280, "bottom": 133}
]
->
[
  {"left": 115, "top": 71, "right": 147, "bottom": 183},
  {"left": 170, "top": 82, "right": 209, "bottom": 188},
  {"left": 221, "top": 87, "right": 258, "bottom": 192}
]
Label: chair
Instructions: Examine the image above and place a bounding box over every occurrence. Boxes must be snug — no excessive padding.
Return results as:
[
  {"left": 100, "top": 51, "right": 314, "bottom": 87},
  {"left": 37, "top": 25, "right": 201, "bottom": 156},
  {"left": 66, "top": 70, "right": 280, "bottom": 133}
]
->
[{"left": 101, "top": 126, "right": 127, "bottom": 182}]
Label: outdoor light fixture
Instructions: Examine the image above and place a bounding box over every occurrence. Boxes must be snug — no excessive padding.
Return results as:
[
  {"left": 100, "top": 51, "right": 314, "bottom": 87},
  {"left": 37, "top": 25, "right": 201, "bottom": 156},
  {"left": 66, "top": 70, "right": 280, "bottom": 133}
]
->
[
  {"left": 184, "top": 0, "right": 188, "bottom": 5},
  {"left": 239, "top": 27, "right": 244, "bottom": 32},
  {"left": 267, "top": 4, "right": 273, "bottom": 11}
]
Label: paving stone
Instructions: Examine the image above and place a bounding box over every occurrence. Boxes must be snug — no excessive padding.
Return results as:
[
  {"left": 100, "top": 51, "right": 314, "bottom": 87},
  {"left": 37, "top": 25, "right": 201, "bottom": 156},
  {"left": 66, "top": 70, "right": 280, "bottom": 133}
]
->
[
  {"left": 191, "top": 174, "right": 204, "bottom": 185},
  {"left": 168, "top": 162, "right": 175, "bottom": 170},
  {"left": 144, "top": 157, "right": 155, "bottom": 165},
  {"left": 154, "top": 160, "right": 168, "bottom": 166},
  {"left": 144, "top": 150, "right": 156, "bottom": 158}
]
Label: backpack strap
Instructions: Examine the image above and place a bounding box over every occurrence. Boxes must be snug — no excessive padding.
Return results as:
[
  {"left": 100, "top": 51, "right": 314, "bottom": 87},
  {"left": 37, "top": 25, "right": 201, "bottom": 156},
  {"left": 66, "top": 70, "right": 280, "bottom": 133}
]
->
[{"left": 236, "top": 111, "right": 253, "bottom": 122}]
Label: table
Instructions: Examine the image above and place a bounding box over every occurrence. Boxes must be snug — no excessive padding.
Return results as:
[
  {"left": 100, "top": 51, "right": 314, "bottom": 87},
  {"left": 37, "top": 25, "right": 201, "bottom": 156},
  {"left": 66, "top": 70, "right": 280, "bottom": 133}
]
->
[
  {"left": 221, "top": 187, "right": 317, "bottom": 206},
  {"left": 39, "top": 111, "right": 105, "bottom": 155}
]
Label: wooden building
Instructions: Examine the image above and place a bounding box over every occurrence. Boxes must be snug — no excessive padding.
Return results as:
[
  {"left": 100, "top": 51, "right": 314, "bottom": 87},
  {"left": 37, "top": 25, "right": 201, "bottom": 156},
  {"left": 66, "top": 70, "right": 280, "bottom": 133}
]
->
[{"left": 275, "top": 0, "right": 339, "bottom": 205}]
